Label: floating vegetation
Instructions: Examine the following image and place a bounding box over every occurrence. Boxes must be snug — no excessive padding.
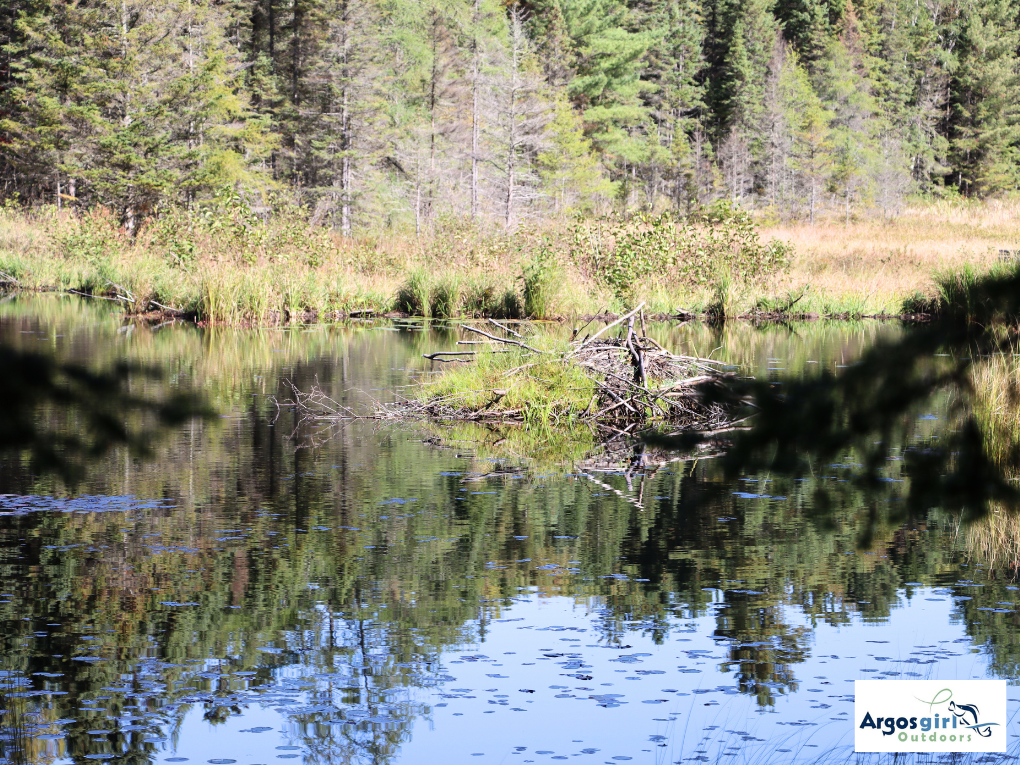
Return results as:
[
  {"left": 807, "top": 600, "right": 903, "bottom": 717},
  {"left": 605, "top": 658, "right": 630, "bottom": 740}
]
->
[{"left": 288, "top": 305, "right": 751, "bottom": 441}]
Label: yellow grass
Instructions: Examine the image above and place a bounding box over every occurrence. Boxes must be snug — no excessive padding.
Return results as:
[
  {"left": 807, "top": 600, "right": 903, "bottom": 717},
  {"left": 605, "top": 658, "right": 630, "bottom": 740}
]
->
[
  {"left": 764, "top": 199, "right": 1020, "bottom": 314},
  {"left": 3, "top": 198, "right": 1020, "bottom": 322}
]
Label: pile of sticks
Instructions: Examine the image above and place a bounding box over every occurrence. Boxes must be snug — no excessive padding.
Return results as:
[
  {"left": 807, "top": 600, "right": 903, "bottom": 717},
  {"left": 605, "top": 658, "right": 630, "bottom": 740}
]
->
[
  {"left": 286, "top": 303, "right": 751, "bottom": 437},
  {"left": 566, "top": 304, "right": 746, "bottom": 434},
  {"left": 419, "top": 302, "right": 751, "bottom": 435}
]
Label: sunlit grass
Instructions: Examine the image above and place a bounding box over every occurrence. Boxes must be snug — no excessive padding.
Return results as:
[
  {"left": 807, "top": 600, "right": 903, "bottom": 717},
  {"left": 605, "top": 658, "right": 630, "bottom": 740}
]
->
[
  {"left": 416, "top": 339, "right": 595, "bottom": 427},
  {"left": 3, "top": 198, "right": 1019, "bottom": 323}
]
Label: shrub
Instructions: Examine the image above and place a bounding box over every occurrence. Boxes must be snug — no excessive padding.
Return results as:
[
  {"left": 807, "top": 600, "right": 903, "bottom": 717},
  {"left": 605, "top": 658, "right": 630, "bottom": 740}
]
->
[
  {"left": 572, "top": 201, "right": 793, "bottom": 302},
  {"left": 56, "top": 207, "right": 126, "bottom": 268},
  {"left": 521, "top": 240, "right": 560, "bottom": 319}
]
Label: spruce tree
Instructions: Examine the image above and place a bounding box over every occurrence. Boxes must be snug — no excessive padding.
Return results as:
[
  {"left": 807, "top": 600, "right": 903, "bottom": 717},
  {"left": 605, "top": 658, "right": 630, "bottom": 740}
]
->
[
  {"left": 1, "top": 0, "right": 273, "bottom": 225},
  {"left": 947, "top": 0, "right": 1020, "bottom": 194}
]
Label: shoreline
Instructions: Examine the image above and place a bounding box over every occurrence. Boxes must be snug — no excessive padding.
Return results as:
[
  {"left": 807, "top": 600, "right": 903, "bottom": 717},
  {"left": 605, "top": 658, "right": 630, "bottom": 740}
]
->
[{"left": 0, "top": 286, "right": 936, "bottom": 326}]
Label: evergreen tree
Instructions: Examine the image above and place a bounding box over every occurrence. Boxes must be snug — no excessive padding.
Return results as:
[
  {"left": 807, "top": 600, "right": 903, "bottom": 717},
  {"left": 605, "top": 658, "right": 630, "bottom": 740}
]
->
[
  {"left": 1, "top": 0, "right": 273, "bottom": 226},
  {"left": 947, "top": 0, "right": 1020, "bottom": 195},
  {"left": 636, "top": 0, "right": 708, "bottom": 208},
  {"left": 706, "top": 0, "right": 780, "bottom": 135},
  {"left": 773, "top": 0, "right": 832, "bottom": 67},
  {"left": 559, "top": 0, "right": 652, "bottom": 186}
]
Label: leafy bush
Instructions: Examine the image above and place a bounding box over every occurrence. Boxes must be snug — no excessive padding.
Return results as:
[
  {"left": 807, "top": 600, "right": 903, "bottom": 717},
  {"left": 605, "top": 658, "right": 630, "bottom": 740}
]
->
[
  {"left": 56, "top": 208, "right": 125, "bottom": 268},
  {"left": 572, "top": 201, "right": 793, "bottom": 302}
]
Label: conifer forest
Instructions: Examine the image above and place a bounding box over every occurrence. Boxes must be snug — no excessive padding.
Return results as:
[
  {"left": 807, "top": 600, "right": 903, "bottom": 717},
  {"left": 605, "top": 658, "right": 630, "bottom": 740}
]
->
[{"left": 2, "top": 0, "right": 1018, "bottom": 232}]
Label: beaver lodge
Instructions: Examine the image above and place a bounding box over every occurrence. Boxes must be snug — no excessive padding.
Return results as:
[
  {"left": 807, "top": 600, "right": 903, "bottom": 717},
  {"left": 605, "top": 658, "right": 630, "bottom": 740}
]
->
[{"left": 289, "top": 304, "right": 753, "bottom": 439}]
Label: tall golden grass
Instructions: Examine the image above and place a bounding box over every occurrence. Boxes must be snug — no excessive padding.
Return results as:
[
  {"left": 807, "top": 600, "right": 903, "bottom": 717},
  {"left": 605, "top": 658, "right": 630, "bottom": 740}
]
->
[
  {"left": 766, "top": 198, "right": 1020, "bottom": 315},
  {"left": 2, "top": 198, "right": 1018, "bottom": 323}
]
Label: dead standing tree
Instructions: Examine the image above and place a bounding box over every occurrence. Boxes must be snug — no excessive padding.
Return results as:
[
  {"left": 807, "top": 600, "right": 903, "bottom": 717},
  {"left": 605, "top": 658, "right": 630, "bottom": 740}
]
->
[{"left": 485, "top": 7, "right": 550, "bottom": 230}]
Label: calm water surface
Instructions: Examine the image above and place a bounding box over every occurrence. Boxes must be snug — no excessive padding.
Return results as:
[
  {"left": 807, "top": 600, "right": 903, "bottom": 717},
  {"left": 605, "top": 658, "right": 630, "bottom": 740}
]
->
[{"left": 1, "top": 296, "right": 1018, "bottom": 765}]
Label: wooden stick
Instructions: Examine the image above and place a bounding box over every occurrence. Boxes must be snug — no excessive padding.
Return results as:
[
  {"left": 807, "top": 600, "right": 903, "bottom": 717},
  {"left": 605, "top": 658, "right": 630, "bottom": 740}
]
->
[
  {"left": 570, "top": 302, "right": 645, "bottom": 354},
  {"left": 591, "top": 379, "right": 636, "bottom": 412},
  {"left": 422, "top": 353, "right": 473, "bottom": 362},
  {"left": 462, "top": 325, "right": 543, "bottom": 353},
  {"left": 488, "top": 317, "right": 523, "bottom": 338}
]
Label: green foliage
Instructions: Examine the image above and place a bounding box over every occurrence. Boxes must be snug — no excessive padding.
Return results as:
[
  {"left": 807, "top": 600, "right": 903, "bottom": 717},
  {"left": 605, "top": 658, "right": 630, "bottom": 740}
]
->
[
  {"left": 521, "top": 241, "right": 560, "bottom": 319},
  {"left": 430, "top": 275, "right": 462, "bottom": 319},
  {"left": 396, "top": 269, "right": 432, "bottom": 317},
  {"left": 419, "top": 340, "right": 593, "bottom": 425},
  {"left": 495, "top": 288, "right": 524, "bottom": 320},
  {"left": 56, "top": 208, "right": 125, "bottom": 268},
  {"left": 574, "top": 202, "right": 792, "bottom": 302},
  {"left": 922, "top": 262, "right": 1020, "bottom": 323},
  {"left": 0, "top": 0, "right": 274, "bottom": 222}
]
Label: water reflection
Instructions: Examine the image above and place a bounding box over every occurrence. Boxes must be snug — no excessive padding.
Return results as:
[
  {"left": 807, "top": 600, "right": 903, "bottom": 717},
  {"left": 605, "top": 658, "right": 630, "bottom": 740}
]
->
[{"left": 0, "top": 297, "right": 1018, "bottom": 764}]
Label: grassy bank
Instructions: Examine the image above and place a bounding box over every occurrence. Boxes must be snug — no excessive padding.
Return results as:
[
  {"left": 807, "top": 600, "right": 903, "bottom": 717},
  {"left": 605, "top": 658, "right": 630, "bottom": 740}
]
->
[{"left": 0, "top": 199, "right": 1016, "bottom": 324}]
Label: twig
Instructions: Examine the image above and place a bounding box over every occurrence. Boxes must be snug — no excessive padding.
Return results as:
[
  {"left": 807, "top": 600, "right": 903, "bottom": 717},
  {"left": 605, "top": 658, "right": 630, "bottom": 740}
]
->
[
  {"left": 462, "top": 324, "right": 543, "bottom": 353},
  {"left": 67, "top": 289, "right": 128, "bottom": 303},
  {"left": 148, "top": 300, "right": 186, "bottom": 314},
  {"left": 105, "top": 279, "right": 135, "bottom": 303},
  {"left": 423, "top": 351, "right": 477, "bottom": 359},
  {"left": 487, "top": 318, "right": 523, "bottom": 338},
  {"left": 570, "top": 302, "right": 646, "bottom": 354},
  {"left": 423, "top": 355, "right": 472, "bottom": 363},
  {"left": 591, "top": 378, "right": 636, "bottom": 413}
]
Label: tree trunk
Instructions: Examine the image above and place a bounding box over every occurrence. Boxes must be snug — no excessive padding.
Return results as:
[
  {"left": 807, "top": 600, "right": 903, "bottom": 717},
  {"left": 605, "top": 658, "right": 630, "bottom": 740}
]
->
[
  {"left": 339, "top": 8, "right": 351, "bottom": 236},
  {"left": 470, "top": 0, "right": 480, "bottom": 220}
]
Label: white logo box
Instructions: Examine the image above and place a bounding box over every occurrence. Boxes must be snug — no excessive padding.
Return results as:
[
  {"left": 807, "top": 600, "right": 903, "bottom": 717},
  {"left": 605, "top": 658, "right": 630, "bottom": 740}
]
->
[{"left": 855, "top": 680, "right": 1007, "bottom": 752}]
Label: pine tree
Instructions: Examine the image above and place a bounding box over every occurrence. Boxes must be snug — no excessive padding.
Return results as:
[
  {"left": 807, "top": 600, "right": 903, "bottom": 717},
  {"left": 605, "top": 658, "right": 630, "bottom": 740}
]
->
[
  {"left": 636, "top": 0, "right": 708, "bottom": 208},
  {"left": 706, "top": 0, "right": 779, "bottom": 135},
  {"left": 947, "top": 0, "right": 1020, "bottom": 195},
  {"left": 773, "top": 0, "right": 832, "bottom": 67},
  {"left": 536, "top": 96, "right": 610, "bottom": 214},
  {"left": 559, "top": 0, "right": 652, "bottom": 191},
  {"left": 1, "top": 0, "right": 273, "bottom": 226}
]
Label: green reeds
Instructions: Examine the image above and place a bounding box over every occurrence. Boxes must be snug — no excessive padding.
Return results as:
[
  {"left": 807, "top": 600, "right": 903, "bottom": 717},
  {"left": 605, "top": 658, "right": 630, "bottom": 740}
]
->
[
  {"left": 396, "top": 268, "right": 431, "bottom": 317},
  {"left": 430, "top": 275, "right": 462, "bottom": 319}
]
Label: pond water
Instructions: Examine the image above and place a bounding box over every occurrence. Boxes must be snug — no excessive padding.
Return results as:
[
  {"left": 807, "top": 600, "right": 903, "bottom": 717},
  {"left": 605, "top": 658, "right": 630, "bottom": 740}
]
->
[{"left": 1, "top": 296, "right": 1018, "bottom": 765}]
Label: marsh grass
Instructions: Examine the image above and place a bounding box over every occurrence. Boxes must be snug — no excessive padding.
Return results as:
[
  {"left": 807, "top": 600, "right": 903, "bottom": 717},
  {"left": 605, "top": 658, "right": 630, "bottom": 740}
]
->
[
  {"left": 430, "top": 275, "right": 462, "bottom": 319},
  {"left": 396, "top": 268, "right": 432, "bottom": 317},
  {"left": 969, "top": 352, "right": 1020, "bottom": 475},
  {"left": 961, "top": 506, "right": 1020, "bottom": 573},
  {"left": 417, "top": 340, "right": 595, "bottom": 428},
  {"left": 3, "top": 198, "right": 1019, "bottom": 324}
]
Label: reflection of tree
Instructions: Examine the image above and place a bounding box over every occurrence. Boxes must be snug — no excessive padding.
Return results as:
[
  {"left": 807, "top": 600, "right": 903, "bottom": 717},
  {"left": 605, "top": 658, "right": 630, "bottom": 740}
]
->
[
  {"left": 9, "top": 294, "right": 1020, "bottom": 763},
  {"left": 0, "top": 344, "right": 210, "bottom": 482},
  {"left": 716, "top": 595, "right": 810, "bottom": 707}
]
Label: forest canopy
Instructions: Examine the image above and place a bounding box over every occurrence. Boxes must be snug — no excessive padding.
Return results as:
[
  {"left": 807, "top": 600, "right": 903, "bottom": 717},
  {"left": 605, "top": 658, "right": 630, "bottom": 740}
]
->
[{"left": 1, "top": 0, "right": 1018, "bottom": 231}]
